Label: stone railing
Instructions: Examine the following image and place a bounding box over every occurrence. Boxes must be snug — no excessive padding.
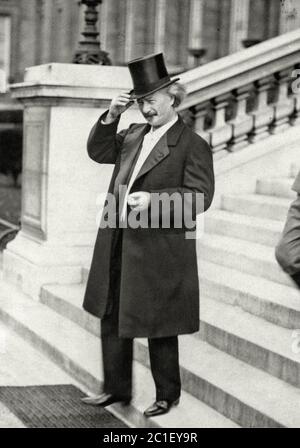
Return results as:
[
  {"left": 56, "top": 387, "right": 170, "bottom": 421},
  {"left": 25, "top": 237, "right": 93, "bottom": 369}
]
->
[{"left": 178, "top": 29, "right": 300, "bottom": 158}]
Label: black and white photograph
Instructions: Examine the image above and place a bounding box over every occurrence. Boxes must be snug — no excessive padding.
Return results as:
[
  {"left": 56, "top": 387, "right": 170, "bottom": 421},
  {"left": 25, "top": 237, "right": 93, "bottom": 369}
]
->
[{"left": 0, "top": 0, "right": 299, "bottom": 432}]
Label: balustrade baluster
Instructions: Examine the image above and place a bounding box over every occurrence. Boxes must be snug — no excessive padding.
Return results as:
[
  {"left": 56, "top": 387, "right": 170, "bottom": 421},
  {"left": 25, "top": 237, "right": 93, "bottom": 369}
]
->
[
  {"left": 208, "top": 94, "right": 232, "bottom": 156},
  {"left": 249, "top": 76, "right": 274, "bottom": 142},
  {"left": 193, "top": 101, "right": 211, "bottom": 144},
  {"left": 270, "top": 68, "right": 294, "bottom": 134},
  {"left": 290, "top": 65, "right": 300, "bottom": 126},
  {"left": 228, "top": 84, "right": 253, "bottom": 151}
]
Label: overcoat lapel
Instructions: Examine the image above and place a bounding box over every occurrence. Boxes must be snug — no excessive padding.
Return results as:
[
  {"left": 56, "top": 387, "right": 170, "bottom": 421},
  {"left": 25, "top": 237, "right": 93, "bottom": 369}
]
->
[
  {"left": 134, "top": 133, "right": 169, "bottom": 182},
  {"left": 113, "top": 123, "right": 150, "bottom": 196},
  {"left": 134, "top": 115, "right": 185, "bottom": 183},
  {"left": 115, "top": 115, "right": 186, "bottom": 191}
]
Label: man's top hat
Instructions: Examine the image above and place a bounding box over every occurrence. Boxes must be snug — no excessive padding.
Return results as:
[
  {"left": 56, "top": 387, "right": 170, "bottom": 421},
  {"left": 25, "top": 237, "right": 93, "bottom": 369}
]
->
[{"left": 127, "top": 53, "right": 179, "bottom": 100}]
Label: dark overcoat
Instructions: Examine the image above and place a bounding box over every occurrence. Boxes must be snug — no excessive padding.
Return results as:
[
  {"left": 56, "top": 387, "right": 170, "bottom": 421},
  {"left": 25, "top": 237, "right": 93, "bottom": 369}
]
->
[{"left": 83, "top": 111, "right": 215, "bottom": 338}]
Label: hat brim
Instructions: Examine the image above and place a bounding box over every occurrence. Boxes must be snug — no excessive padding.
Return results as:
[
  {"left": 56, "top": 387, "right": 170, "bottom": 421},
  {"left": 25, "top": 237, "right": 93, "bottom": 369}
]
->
[{"left": 129, "top": 77, "right": 180, "bottom": 100}]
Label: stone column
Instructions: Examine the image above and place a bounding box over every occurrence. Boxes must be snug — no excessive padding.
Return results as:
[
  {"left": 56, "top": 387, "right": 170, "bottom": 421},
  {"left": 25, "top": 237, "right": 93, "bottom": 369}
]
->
[
  {"left": 265, "top": 0, "right": 281, "bottom": 38},
  {"left": 155, "top": 0, "right": 166, "bottom": 53},
  {"left": 188, "top": 0, "right": 204, "bottom": 49},
  {"left": 124, "top": 0, "right": 135, "bottom": 61},
  {"left": 187, "top": 0, "right": 205, "bottom": 68},
  {"left": 40, "top": 0, "right": 53, "bottom": 63},
  {"left": 19, "top": 0, "right": 37, "bottom": 69},
  {"left": 228, "top": 0, "right": 250, "bottom": 53},
  {"left": 52, "top": 0, "right": 72, "bottom": 63},
  {"left": 3, "top": 63, "right": 143, "bottom": 299},
  {"left": 0, "top": 16, "right": 11, "bottom": 89},
  {"left": 99, "top": 0, "right": 108, "bottom": 51}
]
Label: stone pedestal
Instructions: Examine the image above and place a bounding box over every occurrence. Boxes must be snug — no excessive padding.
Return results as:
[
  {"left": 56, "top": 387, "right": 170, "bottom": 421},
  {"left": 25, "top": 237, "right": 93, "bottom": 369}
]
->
[{"left": 3, "top": 63, "right": 143, "bottom": 299}]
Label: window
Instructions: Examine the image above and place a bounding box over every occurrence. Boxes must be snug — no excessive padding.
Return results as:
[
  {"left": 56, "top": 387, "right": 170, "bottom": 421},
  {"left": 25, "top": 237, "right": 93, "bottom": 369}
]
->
[{"left": 0, "top": 15, "right": 11, "bottom": 93}]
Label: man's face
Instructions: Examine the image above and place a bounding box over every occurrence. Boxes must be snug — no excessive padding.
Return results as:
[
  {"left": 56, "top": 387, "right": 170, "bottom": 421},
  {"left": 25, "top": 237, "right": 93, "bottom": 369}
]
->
[{"left": 137, "top": 88, "right": 175, "bottom": 128}]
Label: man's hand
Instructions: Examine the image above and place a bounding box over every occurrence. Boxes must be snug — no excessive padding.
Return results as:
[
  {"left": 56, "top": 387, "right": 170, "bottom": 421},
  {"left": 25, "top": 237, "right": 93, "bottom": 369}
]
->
[
  {"left": 105, "top": 92, "right": 134, "bottom": 123},
  {"left": 127, "top": 192, "right": 151, "bottom": 212}
]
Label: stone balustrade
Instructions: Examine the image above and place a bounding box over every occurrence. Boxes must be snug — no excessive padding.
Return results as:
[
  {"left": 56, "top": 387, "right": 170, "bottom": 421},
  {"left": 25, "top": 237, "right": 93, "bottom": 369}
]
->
[{"left": 178, "top": 29, "right": 300, "bottom": 158}]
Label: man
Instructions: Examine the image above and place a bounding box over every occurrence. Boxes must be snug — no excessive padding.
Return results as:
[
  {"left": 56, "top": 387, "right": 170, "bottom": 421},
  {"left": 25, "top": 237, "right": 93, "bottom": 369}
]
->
[
  {"left": 275, "top": 169, "right": 300, "bottom": 288},
  {"left": 81, "top": 53, "right": 215, "bottom": 417}
]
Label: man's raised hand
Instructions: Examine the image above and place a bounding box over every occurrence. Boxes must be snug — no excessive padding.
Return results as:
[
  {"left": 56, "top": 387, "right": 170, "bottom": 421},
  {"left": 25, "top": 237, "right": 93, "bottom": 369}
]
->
[{"left": 105, "top": 92, "right": 134, "bottom": 123}]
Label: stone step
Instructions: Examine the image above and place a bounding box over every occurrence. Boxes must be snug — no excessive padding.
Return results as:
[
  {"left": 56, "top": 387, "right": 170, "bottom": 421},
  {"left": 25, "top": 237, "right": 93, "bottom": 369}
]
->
[
  {"left": 138, "top": 334, "right": 300, "bottom": 428},
  {"left": 199, "top": 260, "right": 300, "bottom": 329},
  {"left": 198, "top": 233, "right": 295, "bottom": 288},
  {"left": 41, "top": 283, "right": 300, "bottom": 388},
  {"left": 221, "top": 194, "right": 292, "bottom": 221},
  {"left": 204, "top": 209, "right": 283, "bottom": 247},
  {"left": 41, "top": 283, "right": 100, "bottom": 337},
  {"left": 39, "top": 282, "right": 300, "bottom": 427},
  {"left": 0, "top": 276, "right": 238, "bottom": 429},
  {"left": 200, "top": 296, "right": 300, "bottom": 387},
  {"left": 256, "top": 177, "right": 296, "bottom": 199}
]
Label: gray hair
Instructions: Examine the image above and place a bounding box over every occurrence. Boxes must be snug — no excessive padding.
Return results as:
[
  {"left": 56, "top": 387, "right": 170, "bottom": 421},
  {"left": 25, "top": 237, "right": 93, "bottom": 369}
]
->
[{"left": 166, "top": 82, "right": 187, "bottom": 108}]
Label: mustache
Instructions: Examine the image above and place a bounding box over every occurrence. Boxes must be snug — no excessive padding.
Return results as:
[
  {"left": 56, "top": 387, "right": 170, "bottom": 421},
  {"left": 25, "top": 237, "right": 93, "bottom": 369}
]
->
[{"left": 144, "top": 113, "right": 157, "bottom": 118}]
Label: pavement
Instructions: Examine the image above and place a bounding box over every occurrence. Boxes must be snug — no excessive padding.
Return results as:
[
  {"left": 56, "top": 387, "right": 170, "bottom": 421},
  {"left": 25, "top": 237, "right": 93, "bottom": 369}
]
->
[{"left": 0, "top": 320, "right": 90, "bottom": 428}]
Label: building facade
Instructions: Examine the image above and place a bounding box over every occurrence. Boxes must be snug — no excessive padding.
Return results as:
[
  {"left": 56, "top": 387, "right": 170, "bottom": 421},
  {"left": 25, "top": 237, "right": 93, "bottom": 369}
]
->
[
  {"left": 0, "top": 0, "right": 300, "bottom": 151},
  {"left": 1, "top": 0, "right": 300, "bottom": 93}
]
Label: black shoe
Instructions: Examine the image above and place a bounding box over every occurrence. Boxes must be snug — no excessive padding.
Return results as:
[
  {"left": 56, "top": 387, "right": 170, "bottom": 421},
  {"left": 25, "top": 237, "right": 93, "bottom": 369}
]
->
[
  {"left": 144, "top": 398, "right": 180, "bottom": 417},
  {"left": 81, "top": 392, "right": 131, "bottom": 407}
]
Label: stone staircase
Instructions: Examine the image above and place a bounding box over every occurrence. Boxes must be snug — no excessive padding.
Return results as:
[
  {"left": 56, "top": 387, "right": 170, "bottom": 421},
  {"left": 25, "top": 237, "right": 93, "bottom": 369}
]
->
[
  {"left": 0, "top": 163, "right": 300, "bottom": 428},
  {"left": 3, "top": 29, "right": 300, "bottom": 428}
]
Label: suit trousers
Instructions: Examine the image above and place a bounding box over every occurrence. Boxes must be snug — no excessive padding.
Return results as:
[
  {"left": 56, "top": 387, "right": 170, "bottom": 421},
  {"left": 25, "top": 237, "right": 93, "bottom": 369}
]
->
[{"left": 100, "top": 228, "right": 181, "bottom": 402}]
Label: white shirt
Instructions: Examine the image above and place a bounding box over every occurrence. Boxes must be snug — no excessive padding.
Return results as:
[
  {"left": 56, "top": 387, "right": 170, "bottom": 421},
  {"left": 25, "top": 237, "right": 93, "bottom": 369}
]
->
[{"left": 121, "top": 115, "right": 178, "bottom": 220}]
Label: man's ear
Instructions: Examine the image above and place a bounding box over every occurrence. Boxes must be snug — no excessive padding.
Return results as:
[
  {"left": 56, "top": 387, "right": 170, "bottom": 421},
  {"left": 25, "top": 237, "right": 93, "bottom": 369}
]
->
[{"left": 169, "top": 94, "right": 175, "bottom": 107}]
